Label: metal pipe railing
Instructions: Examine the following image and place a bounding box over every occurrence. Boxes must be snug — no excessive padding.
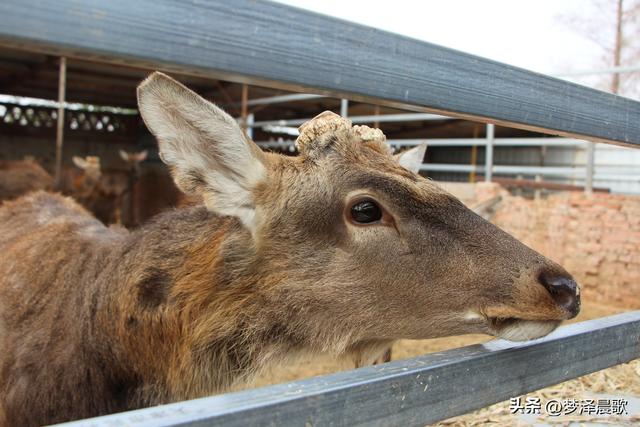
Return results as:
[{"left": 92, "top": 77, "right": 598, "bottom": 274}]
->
[
  {"left": 256, "top": 137, "right": 590, "bottom": 148},
  {"left": 250, "top": 112, "right": 450, "bottom": 128},
  {"left": 254, "top": 137, "right": 638, "bottom": 186}
]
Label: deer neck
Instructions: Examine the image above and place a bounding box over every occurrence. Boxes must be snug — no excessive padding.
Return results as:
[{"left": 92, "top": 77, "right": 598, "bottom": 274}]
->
[{"left": 100, "top": 206, "right": 297, "bottom": 402}]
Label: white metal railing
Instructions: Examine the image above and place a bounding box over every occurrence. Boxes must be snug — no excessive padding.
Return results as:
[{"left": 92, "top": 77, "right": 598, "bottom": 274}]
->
[{"left": 256, "top": 136, "right": 633, "bottom": 189}]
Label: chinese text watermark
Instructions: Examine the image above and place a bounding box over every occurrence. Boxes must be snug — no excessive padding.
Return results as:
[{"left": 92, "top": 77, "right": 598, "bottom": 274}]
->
[{"left": 509, "top": 397, "right": 628, "bottom": 416}]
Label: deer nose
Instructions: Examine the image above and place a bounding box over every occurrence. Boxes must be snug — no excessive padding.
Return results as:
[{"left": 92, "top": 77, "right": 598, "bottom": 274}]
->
[{"left": 539, "top": 273, "right": 580, "bottom": 318}]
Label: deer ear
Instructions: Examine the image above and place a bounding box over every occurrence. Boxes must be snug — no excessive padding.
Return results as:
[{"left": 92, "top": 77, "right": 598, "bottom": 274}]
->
[
  {"left": 72, "top": 156, "right": 88, "bottom": 170},
  {"left": 395, "top": 144, "right": 426, "bottom": 174},
  {"left": 137, "top": 72, "right": 267, "bottom": 232}
]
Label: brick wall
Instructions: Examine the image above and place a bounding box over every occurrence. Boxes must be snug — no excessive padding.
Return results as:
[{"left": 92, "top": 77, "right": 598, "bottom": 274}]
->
[{"left": 444, "top": 183, "right": 640, "bottom": 309}]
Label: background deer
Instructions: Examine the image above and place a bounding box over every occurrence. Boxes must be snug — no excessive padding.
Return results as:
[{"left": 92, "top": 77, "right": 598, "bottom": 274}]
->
[
  {"left": 0, "top": 156, "right": 53, "bottom": 202},
  {"left": 61, "top": 151, "right": 148, "bottom": 226},
  {"left": 110, "top": 149, "right": 148, "bottom": 226},
  {"left": 60, "top": 154, "right": 103, "bottom": 209},
  {"left": 65, "top": 155, "right": 102, "bottom": 197},
  {"left": 0, "top": 73, "right": 579, "bottom": 426}
]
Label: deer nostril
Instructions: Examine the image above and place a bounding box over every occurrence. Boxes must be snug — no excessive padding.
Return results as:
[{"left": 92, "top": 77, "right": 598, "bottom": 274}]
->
[{"left": 538, "top": 273, "right": 580, "bottom": 319}]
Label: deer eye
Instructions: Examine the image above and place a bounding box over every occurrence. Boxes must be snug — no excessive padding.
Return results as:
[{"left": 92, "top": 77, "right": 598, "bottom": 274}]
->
[{"left": 350, "top": 200, "right": 382, "bottom": 224}]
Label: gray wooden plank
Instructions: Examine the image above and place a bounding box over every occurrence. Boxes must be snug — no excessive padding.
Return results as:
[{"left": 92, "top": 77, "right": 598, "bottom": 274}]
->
[
  {"left": 0, "top": 1, "right": 639, "bottom": 146},
  {"left": 57, "top": 311, "right": 640, "bottom": 427}
]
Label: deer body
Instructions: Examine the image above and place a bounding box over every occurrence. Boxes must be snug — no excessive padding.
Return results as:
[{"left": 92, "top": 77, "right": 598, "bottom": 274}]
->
[
  {"left": 0, "top": 157, "right": 53, "bottom": 201},
  {"left": 0, "top": 192, "right": 305, "bottom": 425},
  {"left": 0, "top": 73, "right": 580, "bottom": 426}
]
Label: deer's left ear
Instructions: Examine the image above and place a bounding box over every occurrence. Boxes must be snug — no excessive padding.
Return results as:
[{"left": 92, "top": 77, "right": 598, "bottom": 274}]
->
[
  {"left": 72, "top": 156, "right": 88, "bottom": 170},
  {"left": 137, "top": 72, "right": 267, "bottom": 234},
  {"left": 394, "top": 144, "right": 426, "bottom": 174}
]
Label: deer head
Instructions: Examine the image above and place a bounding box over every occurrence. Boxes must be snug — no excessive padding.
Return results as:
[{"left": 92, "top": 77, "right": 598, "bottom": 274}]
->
[
  {"left": 119, "top": 149, "right": 148, "bottom": 179},
  {"left": 72, "top": 155, "right": 101, "bottom": 180},
  {"left": 71, "top": 155, "right": 102, "bottom": 197},
  {"left": 137, "top": 73, "right": 579, "bottom": 355}
]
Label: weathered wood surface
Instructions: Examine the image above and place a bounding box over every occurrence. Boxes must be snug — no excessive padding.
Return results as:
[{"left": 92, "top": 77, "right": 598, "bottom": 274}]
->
[
  {"left": 58, "top": 311, "right": 640, "bottom": 427},
  {"left": 1, "top": 0, "right": 640, "bottom": 146}
]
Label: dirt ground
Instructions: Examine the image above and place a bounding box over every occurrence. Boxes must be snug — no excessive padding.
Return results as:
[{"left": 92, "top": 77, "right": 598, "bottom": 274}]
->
[{"left": 251, "top": 302, "right": 639, "bottom": 426}]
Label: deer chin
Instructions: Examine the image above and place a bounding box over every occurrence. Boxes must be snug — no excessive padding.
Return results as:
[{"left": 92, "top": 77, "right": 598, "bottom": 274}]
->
[{"left": 489, "top": 317, "right": 561, "bottom": 341}]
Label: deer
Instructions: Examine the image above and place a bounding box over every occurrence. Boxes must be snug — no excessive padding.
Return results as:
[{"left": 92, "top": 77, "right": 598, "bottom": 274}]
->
[
  {"left": 64, "top": 155, "right": 103, "bottom": 199},
  {"left": 61, "top": 151, "right": 148, "bottom": 226},
  {"left": 108, "top": 149, "right": 148, "bottom": 227},
  {"left": 0, "top": 73, "right": 580, "bottom": 426},
  {"left": 0, "top": 156, "right": 54, "bottom": 202}
]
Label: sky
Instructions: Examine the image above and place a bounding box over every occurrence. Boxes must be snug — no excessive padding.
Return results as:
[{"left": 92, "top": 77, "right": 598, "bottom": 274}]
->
[{"left": 277, "top": 0, "right": 605, "bottom": 79}]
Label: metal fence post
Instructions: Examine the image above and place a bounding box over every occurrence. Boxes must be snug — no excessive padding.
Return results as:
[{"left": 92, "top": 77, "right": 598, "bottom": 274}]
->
[
  {"left": 240, "top": 83, "right": 248, "bottom": 132},
  {"left": 340, "top": 99, "right": 349, "bottom": 118},
  {"left": 246, "top": 113, "right": 254, "bottom": 140},
  {"left": 485, "top": 124, "right": 494, "bottom": 182},
  {"left": 54, "top": 56, "right": 66, "bottom": 188},
  {"left": 585, "top": 142, "right": 595, "bottom": 193}
]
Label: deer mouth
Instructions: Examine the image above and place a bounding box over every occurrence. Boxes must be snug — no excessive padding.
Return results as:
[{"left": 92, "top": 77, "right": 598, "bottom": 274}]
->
[{"left": 487, "top": 316, "right": 561, "bottom": 341}]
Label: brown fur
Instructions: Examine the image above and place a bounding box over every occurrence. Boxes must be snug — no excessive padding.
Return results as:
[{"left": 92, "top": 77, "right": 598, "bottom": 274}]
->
[
  {"left": 60, "top": 152, "right": 148, "bottom": 227},
  {"left": 0, "top": 73, "right": 579, "bottom": 426},
  {"left": 0, "top": 157, "right": 53, "bottom": 201}
]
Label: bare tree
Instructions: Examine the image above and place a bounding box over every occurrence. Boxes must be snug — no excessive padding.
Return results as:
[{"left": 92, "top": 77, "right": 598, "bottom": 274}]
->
[
  {"left": 559, "top": 0, "right": 640, "bottom": 99},
  {"left": 612, "top": 0, "right": 624, "bottom": 93}
]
